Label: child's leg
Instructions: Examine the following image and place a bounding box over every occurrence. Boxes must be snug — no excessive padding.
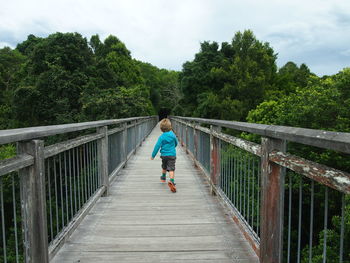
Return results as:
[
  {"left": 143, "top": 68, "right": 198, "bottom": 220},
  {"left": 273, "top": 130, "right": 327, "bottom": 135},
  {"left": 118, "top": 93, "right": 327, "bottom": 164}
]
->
[
  {"left": 169, "top": 171, "right": 175, "bottom": 183},
  {"left": 168, "top": 170, "right": 176, "bottom": 192},
  {"left": 160, "top": 169, "right": 166, "bottom": 182}
]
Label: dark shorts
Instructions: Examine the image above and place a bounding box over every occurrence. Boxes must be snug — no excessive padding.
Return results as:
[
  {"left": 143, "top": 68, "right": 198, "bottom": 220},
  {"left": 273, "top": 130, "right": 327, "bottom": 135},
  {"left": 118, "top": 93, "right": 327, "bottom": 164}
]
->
[{"left": 161, "top": 156, "right": 176, "bottom": 171}]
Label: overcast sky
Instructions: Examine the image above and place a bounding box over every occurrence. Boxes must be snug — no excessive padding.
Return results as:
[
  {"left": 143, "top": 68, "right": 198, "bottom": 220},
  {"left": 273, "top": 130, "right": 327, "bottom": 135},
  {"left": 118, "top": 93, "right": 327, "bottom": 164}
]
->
[{"left": 1, "top": 0, "right": 349, "bottom": 76}]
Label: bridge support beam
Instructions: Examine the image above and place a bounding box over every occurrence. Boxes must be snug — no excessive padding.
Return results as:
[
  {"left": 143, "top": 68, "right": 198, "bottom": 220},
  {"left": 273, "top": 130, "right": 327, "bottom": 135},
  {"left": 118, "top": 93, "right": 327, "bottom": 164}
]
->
[
  {"left": 18, "top": 140, "right": 49, "bottom": 263},
  {"left": 260, "top": 137, "right": 286, "bottom": 263}
]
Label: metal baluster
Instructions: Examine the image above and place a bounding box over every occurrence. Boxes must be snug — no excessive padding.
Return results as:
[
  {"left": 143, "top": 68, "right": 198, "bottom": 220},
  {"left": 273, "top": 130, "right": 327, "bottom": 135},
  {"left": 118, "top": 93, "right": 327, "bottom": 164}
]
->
[
  {"left": 225, "top": 143, "right": 227, "bottom": 194},
  {"left": 323, "top": 187, "right": 328, "bottom": 263},
  {"left": 309, "top": 180, "right": 314, "bottom": 263},
  {"left": 239, "top": 157, "right": 242, "bottom": 214},
  {"left": 64, "top": 151, "right": 69, "bottom": 224},
  {"left": 69, "top": 149, "right": 73, "bottom": 220},
  {"left": 227, "top": 151, "right": 232, "bottom": 201},
  {"left": 247, "top": 156, "right": 250, "bottom": 226},
  {"left": 87, "top": 143, "right": 91, "bottom": 198},
  {"left": 77, "top": 147, "right": 81, "bottom": 210},
  {"left": 73, "top": 148, "right": 77, "bottom": 214},
  {"left": 220, "top": 144, "right": 223, "bottom": 190},
  {"left": 0, "top": 178, "right": 7, "bottom": 263},
  {"left": 97, "top": 140, "right": 100, "bottom": 188},
  {"left": 340, "top": 193, "right": 345, "bottom": 263},
  {"left": 221, "top": 144, "right": 224, "bottom": 193},
  {"left": 92, "top": 141, "right": 96, "bottom": 192},
  {"left": 243, "top": 154, "right": 246, "bottom": 218},
  {"left": 54, "top": 156, "right": 59, "bottom": 235},
  {"left": 233, "top": 152, "right": 236, "bottom": 205},
  {"left": 229, "top": 150, "right": 233, "bottom": 203},
  {"left": 88, "top": 142, "right": 91, "bottom": 197},
  {"left": 59, "top": 154, "right": 64, "bottom": 228},
  {"left": 47, "top": 159, "right": 53, "bottom": 241},
  {"left": 83, "top": 144, "right": 87, "bottom": 202},
  {"left": 257, "top": 160, "right": 260, "bottom": 237},
  {"left": 91, "top": 142, "right": 94, "bottom": 195},
  {"left": 93, "top": 141, "right": 96, "bottom": 193},
  {"left": 12, "top": 175, "right": 19, "bottom": 263},
  {"left": 224, "top": 146, "right": 227, "bottom": 196},
  {"left": 81, "top": 145, "right": 85, "bottom": 205},
  {"left": 252, "top": 158, "right": 255, "bottom": 234},
  {"left": 287, "top": 173, "right": 292, "bottom": 263},
  {"left": 227, "top": 149, "right": 230, "bottom": 198},
  {"left": 94, "top": 141, "right": 98, "bottom": 191},
  {"left": 297, "top": 176, "right": 303, "bottom": 263},
  {"left": 91, "top": 142, "right": 95, "bottom": 193},
  {"left": 86, "top": 143, "right": 91, "bottom": 199}
]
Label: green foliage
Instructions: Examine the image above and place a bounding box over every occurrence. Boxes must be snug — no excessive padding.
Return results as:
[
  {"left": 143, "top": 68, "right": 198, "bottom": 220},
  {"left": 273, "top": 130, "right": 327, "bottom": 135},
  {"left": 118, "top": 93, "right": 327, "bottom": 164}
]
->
[
  {"left": 0, "top": 47, "right": 26, "bottom": 129},
  {"left": 247, "top": 68, "right": 350, "bottom": 132},
  {"left": 81, "top": 85, "right": 154, "bottom": 120},
  {"left": 0, "top": 32, "right": 163, "bottom": 127},
  {"left": 180, "top": 30, "right": 277, "bottom": 120},
  {"left": 0, "top": 144, "right": 15, "bottom": 160},
  {"left": 13, "top": 33, "right": 94, "bottom": 126},
  {"left": 136, "top": 61, "right": 181, "bottom": 115}
]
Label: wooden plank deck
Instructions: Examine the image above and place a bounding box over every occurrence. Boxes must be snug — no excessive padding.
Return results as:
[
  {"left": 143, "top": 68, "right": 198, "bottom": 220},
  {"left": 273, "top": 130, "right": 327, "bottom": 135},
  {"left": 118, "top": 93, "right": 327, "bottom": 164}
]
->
[{"left": 51, "top": 125, "right": 259, "bottom": 263}]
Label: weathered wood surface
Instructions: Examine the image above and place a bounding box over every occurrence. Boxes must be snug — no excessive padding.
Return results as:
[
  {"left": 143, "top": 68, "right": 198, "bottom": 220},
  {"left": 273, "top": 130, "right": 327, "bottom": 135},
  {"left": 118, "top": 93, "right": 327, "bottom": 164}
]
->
[
  {"left": 51, "top": 125, "right": 258, "bottom": 263},
  {"left": 0, "top": 116, "right": 154, "bottom": 145}
]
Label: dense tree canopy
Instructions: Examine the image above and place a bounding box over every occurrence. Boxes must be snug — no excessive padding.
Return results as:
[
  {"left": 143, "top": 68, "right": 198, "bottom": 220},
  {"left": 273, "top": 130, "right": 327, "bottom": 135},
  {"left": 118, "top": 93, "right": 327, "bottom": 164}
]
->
[
  {"left": 180, "top": 30, "right": 277, "bottom": 121},
  {"left": 0, "top": 32, "right": 181, "bottom": 129}
]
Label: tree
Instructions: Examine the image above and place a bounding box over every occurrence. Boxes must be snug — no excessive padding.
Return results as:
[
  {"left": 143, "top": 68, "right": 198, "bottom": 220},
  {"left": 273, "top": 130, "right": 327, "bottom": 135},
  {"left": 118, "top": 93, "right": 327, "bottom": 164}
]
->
[
  {"left": 180, "top": 30, "right": 277, "bottom": 120},
  {"left": 180, "top": 41, "right": 222, "bottom": 115},
  {"left": 80, "top": 85, "right": 154, "bottom": 120},
  {"left": 14, "top": 33, "right": 94, "bottom": 126},
  {"left": 136, "top": 60, "right": 181, "bottom": 116},
  {"left": 0, "top": 47, "right": 26, "bottom": 128}
]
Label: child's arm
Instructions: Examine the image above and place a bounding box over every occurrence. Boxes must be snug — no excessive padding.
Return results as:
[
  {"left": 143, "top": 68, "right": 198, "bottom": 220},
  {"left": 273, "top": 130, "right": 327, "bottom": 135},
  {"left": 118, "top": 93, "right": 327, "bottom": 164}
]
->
[
  {"left": 174, "top": 135, "right": 178, "bottom": 147},
  {"left": 151, "top": 136, "right": 162, "bottom": 159}
]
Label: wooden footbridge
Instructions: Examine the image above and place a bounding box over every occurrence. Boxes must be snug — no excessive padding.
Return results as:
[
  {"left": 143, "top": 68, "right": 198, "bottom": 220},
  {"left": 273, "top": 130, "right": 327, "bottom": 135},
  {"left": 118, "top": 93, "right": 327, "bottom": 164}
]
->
[{"left": 0, "top": 116, "right": 349, "bottom": 262}]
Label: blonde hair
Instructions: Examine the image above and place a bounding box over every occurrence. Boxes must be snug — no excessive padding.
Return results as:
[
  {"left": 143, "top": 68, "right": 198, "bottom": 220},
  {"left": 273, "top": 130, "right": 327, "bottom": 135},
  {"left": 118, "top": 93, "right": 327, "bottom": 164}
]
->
[{"left": 160, "top": 118, "right": 172, "bottom": 132}]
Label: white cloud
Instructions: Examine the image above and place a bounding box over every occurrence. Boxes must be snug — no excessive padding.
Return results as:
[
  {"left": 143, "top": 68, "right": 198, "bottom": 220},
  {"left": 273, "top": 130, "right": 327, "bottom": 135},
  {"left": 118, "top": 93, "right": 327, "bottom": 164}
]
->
[{"left": 0, "top": 0, "right": 349, "bottom": 75}]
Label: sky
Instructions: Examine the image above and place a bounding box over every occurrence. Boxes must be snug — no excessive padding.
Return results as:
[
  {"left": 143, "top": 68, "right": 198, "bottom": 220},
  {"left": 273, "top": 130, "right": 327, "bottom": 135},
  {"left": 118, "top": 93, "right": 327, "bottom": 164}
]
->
[{"left": 1, "top": 0, "right": 349, "bottom": 76}]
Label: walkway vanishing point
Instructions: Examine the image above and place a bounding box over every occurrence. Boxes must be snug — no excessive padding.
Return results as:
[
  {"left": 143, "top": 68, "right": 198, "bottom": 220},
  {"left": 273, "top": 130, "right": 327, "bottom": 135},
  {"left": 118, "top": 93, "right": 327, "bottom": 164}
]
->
[{"left": 52, "top": 124, "right": 259, "bottom": 262}]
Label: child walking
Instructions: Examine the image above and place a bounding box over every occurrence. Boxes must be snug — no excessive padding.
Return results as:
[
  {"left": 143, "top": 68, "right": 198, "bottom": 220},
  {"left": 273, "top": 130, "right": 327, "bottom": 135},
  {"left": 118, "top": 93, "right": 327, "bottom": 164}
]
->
[{"left": 151, "top": 118, "right": 178, "bottom": 193}]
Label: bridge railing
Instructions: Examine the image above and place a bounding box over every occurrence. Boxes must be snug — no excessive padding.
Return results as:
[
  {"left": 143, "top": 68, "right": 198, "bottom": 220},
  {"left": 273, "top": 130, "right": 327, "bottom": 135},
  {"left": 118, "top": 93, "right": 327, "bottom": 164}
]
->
[
  {"left": 0, "top": 116, "right": 157, "bottom": 263},
  {"left": 171, "top": 116, "right": 350, "bottom": 263}
]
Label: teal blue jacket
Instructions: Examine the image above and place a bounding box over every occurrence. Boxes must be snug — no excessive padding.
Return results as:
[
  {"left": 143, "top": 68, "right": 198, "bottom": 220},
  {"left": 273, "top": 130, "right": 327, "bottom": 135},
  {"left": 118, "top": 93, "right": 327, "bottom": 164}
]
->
[{"left": 152, "top": 131, "right": 178, "bottom": 158}]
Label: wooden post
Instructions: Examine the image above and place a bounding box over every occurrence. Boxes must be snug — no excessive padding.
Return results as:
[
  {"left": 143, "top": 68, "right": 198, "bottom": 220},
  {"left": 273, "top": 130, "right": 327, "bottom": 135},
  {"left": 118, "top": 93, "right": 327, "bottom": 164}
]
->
[
  {"left": 185, "top": 125, "right": 189, "bottom": 154},
  {"left": 210, "top": 126, "right": 221, "bottom": 192},
  {"left": 260, "top": 137, "right": 286, "bottom": 263},
  {"left": 139, "top": 120, "right": 142, "bottom": 146},
  {"left": 122, "top": 123, "right": 127, "bottom": 167},
  {"left": 97, "top": 126, "right": 109, "bottom": 196},
  {"left": 18, "top": 140, "right": 49, "bottom": 263},
  {"left": 180, "top": 123, "right": 185, "bottom": 147},
  {"left": 134, "top": 120, "right": 137, "bottom": 154},
  {"left": 193, "top": 124, "right": 198, "bottom": 167}
]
